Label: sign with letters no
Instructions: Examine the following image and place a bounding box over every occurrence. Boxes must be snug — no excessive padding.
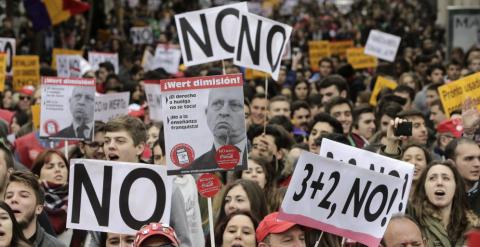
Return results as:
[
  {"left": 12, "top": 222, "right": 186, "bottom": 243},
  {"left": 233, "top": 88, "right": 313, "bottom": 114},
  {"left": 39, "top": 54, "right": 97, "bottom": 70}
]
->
[{"left": 279, "top": 151, "right": 405, "bottom": 247}]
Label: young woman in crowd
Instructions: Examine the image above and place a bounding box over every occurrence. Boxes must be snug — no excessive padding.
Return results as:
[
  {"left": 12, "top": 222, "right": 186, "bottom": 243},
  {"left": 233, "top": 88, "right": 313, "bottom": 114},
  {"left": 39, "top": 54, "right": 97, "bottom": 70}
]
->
[
  {"left": 0, "top": 201, "right": 32, "bottom": 247},
  {"left": 409, "top": 161, "right": 479, "bottom": 246},
  {"left": 213, "top": 211, "right": 258, "bottom": 247},
  {"left": 291, "top": 80, "right": 310, "bottom": 101},
  {"left": 401, "top": 143, "right": 432, "bottom": 197},
  {"left": 99, "top": 232, "right": 135, "bottom": 247}
]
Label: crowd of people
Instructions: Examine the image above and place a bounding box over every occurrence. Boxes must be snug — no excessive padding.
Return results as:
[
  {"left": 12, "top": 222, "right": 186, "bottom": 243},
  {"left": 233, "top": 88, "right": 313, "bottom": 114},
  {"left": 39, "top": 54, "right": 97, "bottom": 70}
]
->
[{"left": 0, "top": 0, "right": 479, "bottom": 246}]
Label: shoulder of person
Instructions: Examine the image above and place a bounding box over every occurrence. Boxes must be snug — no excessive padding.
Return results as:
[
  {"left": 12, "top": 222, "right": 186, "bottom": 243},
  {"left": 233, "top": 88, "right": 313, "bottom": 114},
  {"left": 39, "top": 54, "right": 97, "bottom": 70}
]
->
[{"left": 466, "top": 210, "right": 480, "bottom": 228}]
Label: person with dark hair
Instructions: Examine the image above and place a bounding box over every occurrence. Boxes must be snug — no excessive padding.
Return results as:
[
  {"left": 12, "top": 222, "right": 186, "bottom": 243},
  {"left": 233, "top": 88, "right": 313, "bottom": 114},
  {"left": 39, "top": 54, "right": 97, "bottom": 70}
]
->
[
  {"left": 429, "top": 100, "right": 446, "bottom": 129},
  {"left": 397, "top": 109, "right": 428, "bottom": 145},
  {"left": 376, "top": 101, "right": 404, "bottom": 132},
  {"left": 445, "top": 59, "right": 462, "bottom": 82},
  {"left": 317, "top": 75, "right": 348, "bottom": 104},
  {"left": 381, "top": 214, "right": 425, "bottom": 247},
  {"left": 103, "top": 74, "right": 124, "bottom": 93},
  {"left": 96, "top": 61, "right": 115, "bottom": 93},
  {"left": 393, "top": 85, "right": 416, "bottom": 110},
  {"left": 427, "top": 64, "right": 445, "bottom": 84},
  {"left": 214, "top": 211, "right": 259, "bottom": 247},
  {"left": 291, "top": 80, "right": 310, "bottom": 102},
  {"left": 250, "top": 94, "right": 268, "bottom": 126},
  {"left": 401, "top": 144, "right": 432, "bottom": 198},
  {"left": 268, "top": 115, "right": 293, "bottom": 134},
  {"left": 0, "top": 141, "right": 15, "bottom": 199},
  {"left": 307, "top": 94, "right": 323, "bottom": 117},
  {"left": 308, "top": 113, "right": 343, "bottom": 154},
  {"left": 103, "top": 115, "right": 147, "bottom": 162},
  {"left": 352, "top": 105, "right": 376, "bottom": 148},
  {"left": 0, "top": 201, "right": 32, "bottom": 247},
  {"left": 425, "top": 83, "right": 442, "bottom": 108},
  {"left": 290, "top": 100, "right": 311, "bottom": 142},
  {"left": 309, "top": 57, "right": 334, "bottom": 83},
  {"left": 325, "top": 97, "right": 352, "bottom": 135},
  {"left": 78, "top": 121, "right": 106, "bottom": 160},
  {"left": 4, "top": 171, "right": 65, "bottom": 247}
]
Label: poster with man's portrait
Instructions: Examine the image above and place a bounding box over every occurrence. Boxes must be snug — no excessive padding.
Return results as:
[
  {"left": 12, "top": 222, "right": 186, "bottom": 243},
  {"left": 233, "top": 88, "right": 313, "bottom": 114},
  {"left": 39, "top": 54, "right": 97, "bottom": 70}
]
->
[
  {"left": 161, "top": 74, "right": 247, "bottom": 175},
  {"left": 40, "top": 77, "right": 96, "bottom": 141}
]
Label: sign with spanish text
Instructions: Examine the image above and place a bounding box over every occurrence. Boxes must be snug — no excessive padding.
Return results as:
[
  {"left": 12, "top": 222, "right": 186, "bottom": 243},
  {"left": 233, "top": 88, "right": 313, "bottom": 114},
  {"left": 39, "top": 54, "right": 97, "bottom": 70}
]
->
[
  {"left": 51, "top": 48, "right": 83, "bottom": 69},
  {"left": 233, "top": 12, "right": 292, "bottom": 81},
  {"left": 329, "top": 40, "right": 354, "bottom": 57},
  {"left": 88, "top": 52, "right": 119, "bottom": 74},
  {"left": 144, "top": 81, "right": 163, "bottom": 121},
  {"left": 447, "top": 7, "right": 480, "bottom": 57},
  {"left": 40, "top": 77, "right": 96, "bottom": 141},
  {"left": 438, "top": 72, "right": 480, "bottom": 118},
  {"left": 67, "top": 159, "right": 172, "bottom": 235},
  {"left": 347, "top": 47, "right": 378, "bottom": 70},
  {"left": 130, "top": 26, "right": 154, "bottom": 45},
  {"left": 0, "top": 53, "right": 6, "bottom": 91},
  {"left": 56, "top": 55, "right": 82, "bottom": 78},
  {"left": 0, "top": 38, "right": 15, "bottom": 76},
  {"left": 279, "top": 151, "right": 405, "bottom": 247},
  {"left": 151, "top": 44, "right": 182, "bottom": 74},
  {"left": 369, "top": 76, "right": 397, "bottom": 106},
  {"left": 161, "top": 74, "right": 247, "bottom": 175},
  {"left": 12, "top": 55, "right": 40, "bottom": 91},
  {"left": 308, "top": 40, "right": 331, "bottom": 72},
  {"left": 175, "top": 2, "right": 248, "bottom": 66},
  {"left": 364, "top": 30, "right": 401, "bottom": 62},
  {"left": 94, "top": 92, "right": 130, "bottom": 123}
]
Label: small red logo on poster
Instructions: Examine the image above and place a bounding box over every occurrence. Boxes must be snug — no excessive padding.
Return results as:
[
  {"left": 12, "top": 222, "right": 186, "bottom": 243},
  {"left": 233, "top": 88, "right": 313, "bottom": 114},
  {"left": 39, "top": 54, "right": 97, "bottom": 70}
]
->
[
  {"left": 43, "top": 120, "right": 59, "bottom": 135},
  {"left": 196, "top": 173, "right": 222, "bottom": 198},
  {"left": 170, "top": 143, "right": 195, "bottom": 168},
  {"left": 216, "top": 145, "right": 240, "bottom": 170}
]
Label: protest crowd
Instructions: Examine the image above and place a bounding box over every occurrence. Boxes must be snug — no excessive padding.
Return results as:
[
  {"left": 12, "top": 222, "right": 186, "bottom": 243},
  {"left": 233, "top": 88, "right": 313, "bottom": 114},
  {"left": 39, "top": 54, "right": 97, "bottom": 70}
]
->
[{"left": 0, "top": 0, "right": 480, "bottom": 246}]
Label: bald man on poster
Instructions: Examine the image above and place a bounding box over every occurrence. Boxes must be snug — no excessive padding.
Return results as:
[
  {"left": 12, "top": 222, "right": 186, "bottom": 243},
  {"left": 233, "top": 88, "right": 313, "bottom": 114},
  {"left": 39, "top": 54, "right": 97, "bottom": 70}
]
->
[{"left": 186, "top": 86, "right": 248, "bottom": 173}]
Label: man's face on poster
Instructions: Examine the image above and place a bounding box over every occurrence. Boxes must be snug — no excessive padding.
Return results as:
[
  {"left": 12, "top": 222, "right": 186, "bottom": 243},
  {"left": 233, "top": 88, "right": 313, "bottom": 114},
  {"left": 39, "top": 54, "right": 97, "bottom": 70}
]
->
[
  {"left": 206, "top": 87, "right": 245, "bottom": 145},
  {"left": 69, "top": 87, "right": 94, "bottom": 125}
]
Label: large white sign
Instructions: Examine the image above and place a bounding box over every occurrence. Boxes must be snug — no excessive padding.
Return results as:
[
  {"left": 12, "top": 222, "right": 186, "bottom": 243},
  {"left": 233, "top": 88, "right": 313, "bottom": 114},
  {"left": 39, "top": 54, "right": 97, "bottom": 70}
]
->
[
  {"left": 0, "top": 38, "right": 16, "bottom": 75},
  {"left": 88, "top": 52, "right": 119, "bottom": 74},
  {"left": 56, "top": 55, "right": 82, "bottom": 78},
  {"left": 94, "top": 92, "right": 130, "bottom": 123},
  {"left": 319, "top": 139, "right": 414, "bottom": 213},
  {"left": 175, "top": 2, "right": 248, "bottom": 66},
  {"left": 279, "top": 151, "right": 404, "bottom": 247},
  {"left": 161, "top": 74, "right": 247, "bottom": 175},
  {"left": 151, "top": 44, "right": 182, "bottom": 74},
  {"left": 233, "top": 12, "right": 292, "bottom": 81},
  {"left": 67, "top": 159, "right": 172, "bottom": 234},
  {"left": 364, "top": 30, "right": 401, "bottom": 62},
  {"left": 448, "top": 7, "right": 480, "bottom": 56},
  {"left": 40, "top": 77, "right": 96, "bottom": 141},
  {"left": 144, "top": 81, "right": 162, "bottom": 121},
  {"left": 130, "top": 26, "right": 154, "bottom": 45}
]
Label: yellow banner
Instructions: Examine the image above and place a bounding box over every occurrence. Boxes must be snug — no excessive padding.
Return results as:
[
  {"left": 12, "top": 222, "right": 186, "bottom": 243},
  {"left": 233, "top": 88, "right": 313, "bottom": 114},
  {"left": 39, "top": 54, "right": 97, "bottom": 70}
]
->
[
  {"left": 308, "top": 41, "right": 331, "bottom": 72},
  {"left": 51, "top": 48, "right": 83, "bottom": 69},
  {"left": 0, "top": 53, "right": 6, "bottom": 92},
  {"left": 347, "top": 47, "right": 378, "bottom": 70},
  {"left": 245, "top": 68, "right": 270, "bottom": 80},
  {"left": 329, "top": 40, "right": 354, "bottom": 57},
  {"left": 31, "top": 104, "right": 41, "bottom": 130},
  {"left": 369, "top": 76, "right": 397, "bottom": 106},
  {"left": 13, "top": 55, "right": 40, "bottom": 91},
  {"left": 438, "top": 72, "right": 480, "bottom": 118}
]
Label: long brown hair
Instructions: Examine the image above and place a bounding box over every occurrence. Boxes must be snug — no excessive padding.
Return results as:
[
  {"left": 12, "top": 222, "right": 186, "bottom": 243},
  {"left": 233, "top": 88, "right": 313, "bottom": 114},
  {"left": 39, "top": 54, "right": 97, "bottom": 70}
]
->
[
  {"left": 0, "top": 201, "right": 33, "bottom": 247},
  {"left": 410, "top": 161, "right": 471, "bottom": 241}
]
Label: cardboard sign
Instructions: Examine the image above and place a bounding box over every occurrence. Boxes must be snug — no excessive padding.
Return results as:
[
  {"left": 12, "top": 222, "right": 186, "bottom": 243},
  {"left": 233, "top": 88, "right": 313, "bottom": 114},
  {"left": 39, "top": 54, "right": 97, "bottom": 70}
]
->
[
  {"left": 67, "top": 159, "right": 172, "bottom": 235},
  {"left": 369, "top": 76, "right": 397, "bottom": 106},
  {"left": 130, "top": 26, "right": 154, "bottom": 45},
  {"left": 279, "top": 151, "right": 405, "bottom": 247},
  {"left": 0, "top": 53, "right": 6, "bottom": 91},
  {"left": 144, "top": 81, "right": 163, "bottom": 121},
  {"left": 151, "top": 44, "right": 182, "bottom": 74},
  {"left": 233, "top": 12, "right": 292, "bottom": 81},
  {"left": 0, "top": 38, "right": 15, "bottom": 75},
  {"left": 319, "top": 139, "right": 414, "bottom": 214},
  {"left": 56, "top": 55, "right": 82, "bottom": 78},
  {"left": 347, "top": 47, "right": 378, "bottom": 70},
  {"left": 31, "top": 104, "right": 41, "bottom": 130},
  {"left": 364, "top": 30, "right": 401, "bottom": 62},
  {"left": 175, "top": 2, "right": 248, "bottom": 66},
  {"left": 438, "top": 72, "right": 480, "bottom": 118},
  {"left": 88, "top": 52, "right": 119, "bottom": 74},
  {"left": 40, "top": 77, "right": 96, "bottom": 140},
  {"left": 244, "top": 68, "right": 270, "bottom": 80},
  {"left": 308, "top": 41, "right": 331, "bottom": 72},
  {"left": 51, "top": 48, "right": 83, "bottom": 69},
  {"left": 12, "top": 55, "right": 40, "bottom": 91},
  {"left": 447, "top": 7, "right": 480, "bottom": 57},
  {"left": 329, "top": 40, "right": 354, "bottom": 57},
  {"left": 161, "top": 74, "right": 247, "bottom": 175},
  {"left": 94, "top": 92, "right": 130, "bottom": 123}
]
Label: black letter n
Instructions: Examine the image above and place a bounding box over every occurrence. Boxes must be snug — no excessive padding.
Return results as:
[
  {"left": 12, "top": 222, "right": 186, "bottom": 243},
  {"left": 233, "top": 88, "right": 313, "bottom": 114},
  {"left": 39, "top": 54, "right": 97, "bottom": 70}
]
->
[
  {"left": 236, "top": 16, "right": 262, "bottom": 65},
  {"left": 179, "top": 15, "right": 213, "bottom": 62},
  {"left": 71, "top": 164, "right": 112, "bottom": 226}
]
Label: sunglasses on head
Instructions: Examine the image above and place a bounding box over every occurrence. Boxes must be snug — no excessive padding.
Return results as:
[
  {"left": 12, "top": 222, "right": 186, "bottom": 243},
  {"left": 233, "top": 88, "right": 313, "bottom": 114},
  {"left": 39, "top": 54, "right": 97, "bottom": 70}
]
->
[{"left": 19, "top": 95, "right": 31, "bottom": 100}]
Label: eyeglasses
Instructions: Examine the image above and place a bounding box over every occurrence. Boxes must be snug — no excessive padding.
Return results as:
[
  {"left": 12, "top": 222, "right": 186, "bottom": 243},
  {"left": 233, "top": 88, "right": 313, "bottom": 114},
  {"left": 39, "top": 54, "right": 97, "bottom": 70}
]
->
[
  {"left": 19, "top": 95, "right": 31, "bottom": 101},
  {"left": 85, "top": 141, "right": 104, "bottom": 149}
]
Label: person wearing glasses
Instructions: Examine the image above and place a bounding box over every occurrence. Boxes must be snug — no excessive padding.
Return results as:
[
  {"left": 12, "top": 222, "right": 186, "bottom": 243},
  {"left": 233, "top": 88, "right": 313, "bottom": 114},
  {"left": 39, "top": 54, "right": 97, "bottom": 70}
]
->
[
  {"left": 187, "top": 86, "right": 247, "bottom": 173},
  {"left": 78, "top": 121, "right": 106, "bottom": 160}
]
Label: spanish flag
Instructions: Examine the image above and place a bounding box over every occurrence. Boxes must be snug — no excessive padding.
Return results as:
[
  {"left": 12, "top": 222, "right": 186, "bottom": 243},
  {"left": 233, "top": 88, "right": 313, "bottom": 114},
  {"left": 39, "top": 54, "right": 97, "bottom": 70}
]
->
[{"left": 23, "top": 0, "right": 90, "bottom": 31}]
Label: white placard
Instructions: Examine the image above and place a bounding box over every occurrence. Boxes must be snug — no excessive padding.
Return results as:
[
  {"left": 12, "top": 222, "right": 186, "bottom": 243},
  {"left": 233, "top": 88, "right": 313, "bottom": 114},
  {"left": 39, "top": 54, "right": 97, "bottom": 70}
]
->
[
  {"left": 40, "top": 77, "right": 96, "bottom": 140},
  {"left": 56, "top": 55, "right": 82, "bottom": 78},
  {"left": 233, "top": 12, "right": 292, "bottom": 81},
  {"left": 279, "top": 151, "right": 404, "bottom": 247},
  {"left": 447, "top": 7, "right": 480, "bottom": 56},
  {"left": 130, "top": 26, "right": 154, "bottom": 45},
  {"left": 94, "top": 92, "right": 130, "bottom": 123},
  {"left": 144, "top": 81, "right": 162, "bottom": 121},
  {"left": 67, "top": 159, "right": 172, "bottom": 234},
  {"left": 151, "top": 44, "right": 182, "bottom": 74},
  {"left": 88, "top": 52, "right": 119, "bottom": 74},
  {"left": 0, "top": 37, "right": 16, "bottom": 75},
  {"left": 174, "top": 2, "right": 248, "bottom": 66},
  {"left": 364, "top": 30, "right": 401, "bottom": 62},
  {"left": 161, "top": 74, "right": 247, "bottom": 175},
  {"left": 319, "top": 139, "right": 414, "bottom": 214}
]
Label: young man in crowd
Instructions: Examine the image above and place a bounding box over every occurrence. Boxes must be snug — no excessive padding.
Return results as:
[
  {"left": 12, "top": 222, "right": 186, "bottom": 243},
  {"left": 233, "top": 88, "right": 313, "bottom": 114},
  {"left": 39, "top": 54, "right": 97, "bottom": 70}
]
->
[
  {"left": 445, "top": 60, "right": 462, "bottom": 83},
  {"left": 250, "top": 94, "right": 269, "bottom": 127},
  {"left": 4, "top": 171, "right": 65, "bottom": 247},
  {"left": 317, "top": 75, "right": 348, "bottom": 104},
  {"left": 0, "top": 142, "right": 14, "bottom": 199},
  {"left": 307, "top": 113, "right": 344, "bottom": 154},
  {"left": 78, "top": 121, "right": 106, "bottom": 160},
  {"left": 429, "top": 100, "right": 447, "bottom": 129},
  {"left": 256, "top": 212, "right": 306, "bottom": 247},
  {"left": 393, "top": 85, "right": 415, "bottom": 110},
  {"left": 290, "top": 100, "right": 311, "bottom": 142},
  {"left": 351, "top": 105, "right": 376, "bottom": 147},
  {"left": 268, "top": 95, "right": 291, "bottom": 119},
  {"left": 396, "top": 109, "right": 429, "bottom": 146}
]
